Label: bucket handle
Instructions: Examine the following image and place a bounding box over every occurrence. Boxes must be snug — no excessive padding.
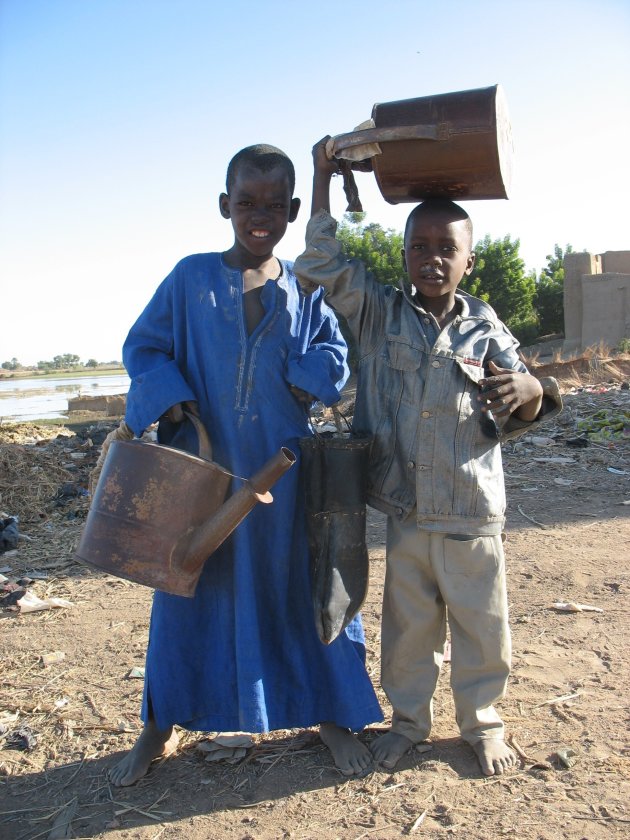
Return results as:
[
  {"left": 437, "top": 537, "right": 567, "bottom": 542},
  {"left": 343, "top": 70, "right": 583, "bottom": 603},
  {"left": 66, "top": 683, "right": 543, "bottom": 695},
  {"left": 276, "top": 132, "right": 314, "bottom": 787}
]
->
[
  {"left": 184, "top": 411, "right": 213, "bottom": 461},
  {"left": 330, "top": 123, "right": 439, "bottom": 156}
]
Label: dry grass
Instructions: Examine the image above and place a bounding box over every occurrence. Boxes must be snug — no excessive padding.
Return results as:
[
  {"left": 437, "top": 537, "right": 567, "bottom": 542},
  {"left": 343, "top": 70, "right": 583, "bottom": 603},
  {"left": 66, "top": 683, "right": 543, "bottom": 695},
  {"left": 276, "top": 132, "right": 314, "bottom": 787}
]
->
[{"left": 0, "top": 445, "right": 77, "bottom": 522}]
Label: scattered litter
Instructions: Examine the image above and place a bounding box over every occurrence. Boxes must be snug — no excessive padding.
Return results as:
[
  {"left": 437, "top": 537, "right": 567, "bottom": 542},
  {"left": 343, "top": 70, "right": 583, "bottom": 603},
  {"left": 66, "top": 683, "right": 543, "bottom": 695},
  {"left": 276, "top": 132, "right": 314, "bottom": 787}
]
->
[
  {"left": 42, "top": 651, "right": 66, "bottom": 667},
  {"left": 535, "top": 691, "right": 581, "bottom": 708},
  {"left": 553, "top": 477, "right": 573, "bottom": 486},
  {"left": 551, "top": 601, "right": 603, "bottom": 613},
  {"left": 54, "top": 697, "right": 70, "bottom": 708},
  {"left": 532, "top": 456, "right": 576, "bottom": 465},
  {"left": 0, "top": 516, "right": 19, "bottom": 553},
  {"left": 530, "top": 436, "right": 556, "bottom": 447},
  {"left": 204, "top": 746, "right": 248, "bottom": 763},
  {"left": 0, "top": 565, "right": 12, "bottom": 574},
  {"left": 5, "top": 724, "right": 38, "bottom": 751},
  {"left": 410, "top": 810, "right": 427, "bottom": 832},
  {"left": 8, "top": 590, "right": 74, "bottom": 613},
  {"left": 552, "top": 747, "right": 578, "bottom": 768},
  {"left": 196, "top": 733, "right": 254, "bottom": 763},
  {"left": 565, "top": 437, "right": 589, "bottom": 448},
  {"left": 0, "top": 710, "right": 19, "bottom": 726},
  {"left": 576, "top": 408, "right": 630, "bottom": 443},
  {"left": 517, "top": 505, "right": 547, "bottom": 529},
  {"left": 213, "top": 733, "right": 255, "bottom": 748},
  {"left": 127, "top": 666, "right": 145, "bottom": 679},
  {"left": 47, "top": 795, "right": 78, "bottom": 840},
  {"left": 607, "top": 467, "right": 627, "bottom": 475}
]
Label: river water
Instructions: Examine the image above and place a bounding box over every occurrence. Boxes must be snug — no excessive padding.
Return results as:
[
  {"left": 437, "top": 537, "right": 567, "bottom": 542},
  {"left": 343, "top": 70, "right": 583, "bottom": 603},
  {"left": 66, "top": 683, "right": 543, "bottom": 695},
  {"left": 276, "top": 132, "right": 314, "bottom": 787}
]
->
[{"left": 0, "top": 373, "right": 130, "bottom": 423}]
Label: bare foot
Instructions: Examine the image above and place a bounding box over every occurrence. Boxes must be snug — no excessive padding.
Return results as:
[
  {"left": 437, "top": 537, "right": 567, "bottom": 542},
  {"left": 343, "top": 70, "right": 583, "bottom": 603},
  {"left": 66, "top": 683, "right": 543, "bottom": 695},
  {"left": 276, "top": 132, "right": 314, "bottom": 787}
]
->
[
  {"left": 319, "top": 722, "right": 373, "bottom": 776},
  {"left": 108, "top": 722, "right": 179, "bottom": 786},
  {"left": 370, "top": 731, "right": 413, "bottom": 770},
  {"left": 473, "top": 739, "right": 517, "bottom": 776}
]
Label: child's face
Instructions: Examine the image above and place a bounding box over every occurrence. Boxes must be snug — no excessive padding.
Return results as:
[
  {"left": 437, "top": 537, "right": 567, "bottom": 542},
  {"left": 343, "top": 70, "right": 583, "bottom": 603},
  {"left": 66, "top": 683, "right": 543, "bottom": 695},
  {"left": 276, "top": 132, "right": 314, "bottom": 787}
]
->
[
  {"left": 402, "top": 213, "right": 475, "bottom": 303},
  {"left": 219, "top": 165, "right": 300, "bottom": 261}
]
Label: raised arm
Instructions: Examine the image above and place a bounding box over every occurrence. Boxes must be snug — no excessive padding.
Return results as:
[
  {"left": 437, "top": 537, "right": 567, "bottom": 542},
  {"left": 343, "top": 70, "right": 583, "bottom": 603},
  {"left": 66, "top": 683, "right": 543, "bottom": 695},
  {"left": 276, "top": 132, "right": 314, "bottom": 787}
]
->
[{"left": 311, "top": 136, "right": 340, "bottom": 216}]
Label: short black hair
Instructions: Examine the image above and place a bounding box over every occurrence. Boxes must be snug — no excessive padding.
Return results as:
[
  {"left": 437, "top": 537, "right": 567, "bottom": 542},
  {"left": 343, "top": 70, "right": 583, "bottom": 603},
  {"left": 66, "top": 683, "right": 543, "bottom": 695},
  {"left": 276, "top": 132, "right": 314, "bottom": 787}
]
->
[
  {"left": 404, "top": 199, "right": 473, "bottom": 245},
  {"left": 226, "top": 144, "right": 295, "bottom": 195}
]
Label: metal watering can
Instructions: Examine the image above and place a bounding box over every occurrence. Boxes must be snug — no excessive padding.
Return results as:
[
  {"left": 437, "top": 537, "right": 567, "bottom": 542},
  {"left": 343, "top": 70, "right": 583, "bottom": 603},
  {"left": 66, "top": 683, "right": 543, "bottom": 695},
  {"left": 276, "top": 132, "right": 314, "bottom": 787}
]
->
[
  {"left": 330, "top": 84, "right": 513, "bottom": 209},
  {"left": 75, "top": 414, "right": 295, "bottom": 597}
]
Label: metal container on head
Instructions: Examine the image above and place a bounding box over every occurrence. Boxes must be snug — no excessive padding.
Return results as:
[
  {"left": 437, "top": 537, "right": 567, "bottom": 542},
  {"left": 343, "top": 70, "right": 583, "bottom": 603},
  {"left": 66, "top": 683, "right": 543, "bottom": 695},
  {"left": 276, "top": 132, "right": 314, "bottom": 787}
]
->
[{"left": 331, "top": 84, "right": 513, "bottom": 204}]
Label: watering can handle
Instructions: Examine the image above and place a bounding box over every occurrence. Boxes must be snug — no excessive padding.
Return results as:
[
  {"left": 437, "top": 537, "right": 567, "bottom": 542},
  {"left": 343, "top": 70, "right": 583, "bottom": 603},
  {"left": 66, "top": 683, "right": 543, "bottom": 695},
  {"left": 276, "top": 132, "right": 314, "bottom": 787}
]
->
[
  {"left": 330, "top": 123, "right": 440, "bottom": 156},
  {"left": 184, "top": 411, "right": 213, "bottom": 461}
]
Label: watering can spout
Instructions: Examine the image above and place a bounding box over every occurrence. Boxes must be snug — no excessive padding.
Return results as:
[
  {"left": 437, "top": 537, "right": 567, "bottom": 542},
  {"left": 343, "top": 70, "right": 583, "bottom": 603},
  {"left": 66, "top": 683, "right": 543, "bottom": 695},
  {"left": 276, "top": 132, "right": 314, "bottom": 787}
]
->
[{"left": 183, "top": 447, "right": 296, "bottom": 566}]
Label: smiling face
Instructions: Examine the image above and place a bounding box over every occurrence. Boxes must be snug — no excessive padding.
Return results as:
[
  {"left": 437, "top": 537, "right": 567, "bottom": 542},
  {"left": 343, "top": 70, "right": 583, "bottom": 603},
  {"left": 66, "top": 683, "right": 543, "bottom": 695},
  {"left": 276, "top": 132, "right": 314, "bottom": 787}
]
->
[
  {"left": 402, "top": 205, "right": 475, "bottom": 313},
  {"left": 219, "top": 164, "right": 300, "bottom": 267}
]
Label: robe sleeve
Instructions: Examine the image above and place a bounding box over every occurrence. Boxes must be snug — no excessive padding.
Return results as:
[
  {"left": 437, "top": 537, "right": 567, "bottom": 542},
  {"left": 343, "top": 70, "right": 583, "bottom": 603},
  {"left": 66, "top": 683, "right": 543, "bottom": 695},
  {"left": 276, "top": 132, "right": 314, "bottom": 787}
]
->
[
  {"left": 284, "top": 284, "right": 350, "bottom": 408},
  {"left": 123, "top": 267, "right": 197, "bottom": 435}
]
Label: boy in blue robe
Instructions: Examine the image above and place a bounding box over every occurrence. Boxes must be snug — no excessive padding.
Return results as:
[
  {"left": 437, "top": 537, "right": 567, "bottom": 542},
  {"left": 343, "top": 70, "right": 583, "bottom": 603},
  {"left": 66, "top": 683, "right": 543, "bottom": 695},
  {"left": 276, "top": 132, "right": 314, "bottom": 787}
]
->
[{"left": 108, "top": 145, "right": 383, "bottom": 786}]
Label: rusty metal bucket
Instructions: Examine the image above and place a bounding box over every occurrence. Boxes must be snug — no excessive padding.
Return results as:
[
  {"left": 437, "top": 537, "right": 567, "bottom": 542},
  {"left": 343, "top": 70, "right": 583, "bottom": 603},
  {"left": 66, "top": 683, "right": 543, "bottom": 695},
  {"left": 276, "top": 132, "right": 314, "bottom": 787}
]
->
[
  {"left": 75, "top": 414, "right": 295, "bottom": 597},
  {"left": 331, "top": 84, "right": 513, "bottom": 205}
]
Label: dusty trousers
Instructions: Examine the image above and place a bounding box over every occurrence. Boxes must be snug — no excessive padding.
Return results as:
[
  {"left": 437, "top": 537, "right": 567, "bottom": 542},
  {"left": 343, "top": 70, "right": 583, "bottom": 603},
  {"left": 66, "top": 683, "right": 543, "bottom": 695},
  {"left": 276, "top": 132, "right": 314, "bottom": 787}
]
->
[{"left": 381, "top": 517, "right": 511, "bottom": 745}]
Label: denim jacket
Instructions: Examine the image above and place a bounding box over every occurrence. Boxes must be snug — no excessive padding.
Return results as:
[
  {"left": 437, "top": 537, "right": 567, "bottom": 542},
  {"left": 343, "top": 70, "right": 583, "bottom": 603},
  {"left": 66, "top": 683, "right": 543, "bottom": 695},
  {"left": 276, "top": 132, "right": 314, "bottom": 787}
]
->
[{"left": 294, "top": 210, "right": 562, "bottom": 535}]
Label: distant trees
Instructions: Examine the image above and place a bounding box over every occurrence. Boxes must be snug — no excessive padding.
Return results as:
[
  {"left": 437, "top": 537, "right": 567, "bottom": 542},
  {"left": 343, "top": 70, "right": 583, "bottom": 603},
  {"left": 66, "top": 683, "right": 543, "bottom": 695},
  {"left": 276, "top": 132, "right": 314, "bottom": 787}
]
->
[
  {"left": 460, "top": 234, "right": 538, "bottom": 344},
  {"left": 1, "top": 357, "right": 22, "bottom": 370},
  {"left": 534, "top": 244, "right": 573, "bottom": 337},
  {"left": 85, "top": 359, "right": 99, "bottom": 368},
  {"left": 37, "top": 354, "right": 81, "bottom": 371}
]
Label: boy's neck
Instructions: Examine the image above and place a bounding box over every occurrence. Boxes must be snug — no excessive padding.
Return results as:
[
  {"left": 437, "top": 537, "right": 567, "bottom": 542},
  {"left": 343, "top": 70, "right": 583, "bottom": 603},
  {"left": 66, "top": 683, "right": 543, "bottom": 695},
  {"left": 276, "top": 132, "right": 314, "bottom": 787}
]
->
[
  {"left": 416, "top": 292, "right": 459, "bottom": 327},
  {"left": 222, "top": 244, "right": 280, "bottom": 275}
]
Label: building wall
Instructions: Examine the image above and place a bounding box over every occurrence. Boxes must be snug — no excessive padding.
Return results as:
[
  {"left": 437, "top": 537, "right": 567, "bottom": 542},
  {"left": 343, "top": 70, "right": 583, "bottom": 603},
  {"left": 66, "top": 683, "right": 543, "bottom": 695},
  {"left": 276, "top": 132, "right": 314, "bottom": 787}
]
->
[{"left": 563, "top": 251, "right": 630, "bottom": 352}]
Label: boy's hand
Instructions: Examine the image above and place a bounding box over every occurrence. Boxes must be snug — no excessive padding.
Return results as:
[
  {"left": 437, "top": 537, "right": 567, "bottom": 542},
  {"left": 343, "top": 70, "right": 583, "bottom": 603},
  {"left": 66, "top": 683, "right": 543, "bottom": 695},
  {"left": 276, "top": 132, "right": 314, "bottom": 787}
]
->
[
  {"left": 313, "top": 136, "right": 340, "bottom": 178},
  {"left": 163, "top": 400, "right": 200, "bottom": 423},
  {"left": 478, "top": 361, "right": 543, "bottom": 422},
  {"left": 289, "top": 385, "right": 316, "bottom": 405}
]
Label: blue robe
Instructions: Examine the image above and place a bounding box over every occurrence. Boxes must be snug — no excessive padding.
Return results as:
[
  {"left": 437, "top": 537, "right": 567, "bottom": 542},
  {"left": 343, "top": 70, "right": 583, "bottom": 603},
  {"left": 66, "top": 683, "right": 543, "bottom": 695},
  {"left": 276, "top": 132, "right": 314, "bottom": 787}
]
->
[{"left": 123, "top": 253, "right": 383, "bottom": 733}]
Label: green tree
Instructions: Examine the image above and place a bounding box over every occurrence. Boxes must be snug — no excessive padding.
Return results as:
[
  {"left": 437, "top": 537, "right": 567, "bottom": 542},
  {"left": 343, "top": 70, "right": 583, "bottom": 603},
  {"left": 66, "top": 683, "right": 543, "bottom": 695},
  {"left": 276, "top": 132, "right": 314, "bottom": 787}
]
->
[
  {"left": 52, "top": 353, "right": 81, "bottom": 369},
  {"left": 85, "top": 358, "right": 99, "bottom": 368},
  {"left": 534, "top": 244, "right": 572, "bottom": 337},
  {"left": 1, "top": 357, "right": 21, "bottom": 370},
  {"left": 336, "top": 214, "right": 404, "bottom": 287},
  {"left": 460, "top": 234, "right": 538, "bottom": 344}
]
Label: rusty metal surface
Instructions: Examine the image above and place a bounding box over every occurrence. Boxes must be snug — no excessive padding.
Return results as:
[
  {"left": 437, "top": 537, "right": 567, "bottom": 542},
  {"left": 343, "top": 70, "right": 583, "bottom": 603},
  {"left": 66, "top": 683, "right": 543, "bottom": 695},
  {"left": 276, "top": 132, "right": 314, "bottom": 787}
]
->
[
  {"left": 75, "top": 438, "right": 295, "bottom": 597},
  {"left": 370, "top": 84, "right": 512, "bottom": 203}
]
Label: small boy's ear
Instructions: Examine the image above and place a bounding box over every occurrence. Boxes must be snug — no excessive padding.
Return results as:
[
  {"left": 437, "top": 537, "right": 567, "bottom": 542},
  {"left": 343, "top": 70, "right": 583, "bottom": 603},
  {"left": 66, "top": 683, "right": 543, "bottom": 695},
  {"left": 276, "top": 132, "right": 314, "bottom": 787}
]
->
[
  {"left": 289, "top": 197, "right": 301, "bottom": 223},
  {"left": 219, "top": 193, "right": 231, "bottom": 219},
  {"left": 465, "top": 251, "right": 476, "bottom": 276},
  {"left": 401, "top": 247, "right": 408, "bottom": 273}
]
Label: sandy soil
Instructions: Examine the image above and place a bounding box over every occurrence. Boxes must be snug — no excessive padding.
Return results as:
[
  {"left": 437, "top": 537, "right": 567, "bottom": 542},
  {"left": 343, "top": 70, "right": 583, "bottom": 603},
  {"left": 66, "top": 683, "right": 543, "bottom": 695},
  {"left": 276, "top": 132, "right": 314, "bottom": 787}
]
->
[{"left": 1, "top": 376, "right": 629, "bottom": 839}]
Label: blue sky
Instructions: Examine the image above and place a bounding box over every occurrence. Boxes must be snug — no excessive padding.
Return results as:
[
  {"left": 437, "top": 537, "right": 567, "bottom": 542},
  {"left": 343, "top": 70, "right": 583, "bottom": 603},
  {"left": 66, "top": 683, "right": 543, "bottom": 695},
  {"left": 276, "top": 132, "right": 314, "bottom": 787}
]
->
[{"left": 1, "top": 0, "right": 629, "bottom": 365}]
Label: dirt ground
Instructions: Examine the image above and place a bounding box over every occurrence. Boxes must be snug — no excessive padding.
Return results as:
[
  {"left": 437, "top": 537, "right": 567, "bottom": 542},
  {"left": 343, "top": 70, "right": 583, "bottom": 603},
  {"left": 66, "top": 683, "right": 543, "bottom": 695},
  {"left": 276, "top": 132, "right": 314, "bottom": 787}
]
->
[{"left": 1, "top": 367, "right": 629, "bottom": 839}]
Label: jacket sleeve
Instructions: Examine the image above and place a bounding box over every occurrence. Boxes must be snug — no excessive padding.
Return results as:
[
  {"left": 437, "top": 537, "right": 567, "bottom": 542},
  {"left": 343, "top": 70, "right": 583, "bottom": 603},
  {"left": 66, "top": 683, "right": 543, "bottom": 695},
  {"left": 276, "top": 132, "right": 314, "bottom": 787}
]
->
[
  {"left": 485, "top": 324, "right": 563, "bottom": 441},
  {"left": 293, "top": 210, "right": 387, "bottom": 354},
  {"left": 122, "top": 267, "right": 196, "bottom": 436},
  {"left": 285, "top": 286, "right": 350, "bottom": 407}
]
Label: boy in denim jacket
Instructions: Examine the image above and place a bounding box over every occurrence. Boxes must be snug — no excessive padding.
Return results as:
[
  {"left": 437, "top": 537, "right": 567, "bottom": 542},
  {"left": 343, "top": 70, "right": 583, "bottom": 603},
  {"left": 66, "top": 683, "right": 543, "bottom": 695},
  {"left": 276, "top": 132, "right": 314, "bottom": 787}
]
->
[{"left": 294, "top": 139, "right": 561, "bottom": 776}]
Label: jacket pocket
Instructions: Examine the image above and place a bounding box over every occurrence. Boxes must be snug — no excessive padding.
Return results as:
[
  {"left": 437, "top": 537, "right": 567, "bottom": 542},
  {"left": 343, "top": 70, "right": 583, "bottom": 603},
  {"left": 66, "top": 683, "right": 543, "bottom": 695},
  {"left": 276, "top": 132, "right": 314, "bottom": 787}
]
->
[{"left": 381, "top": 340, "right": 424, "bottom": 407}]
